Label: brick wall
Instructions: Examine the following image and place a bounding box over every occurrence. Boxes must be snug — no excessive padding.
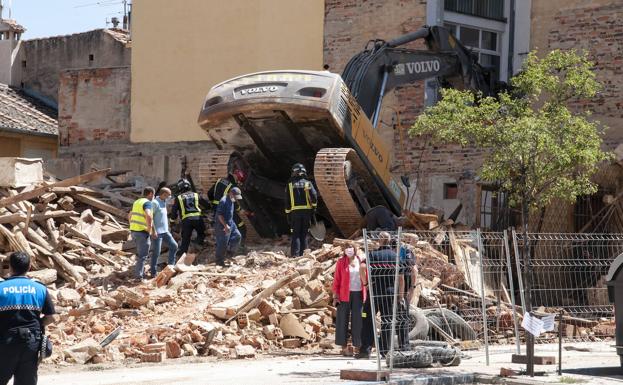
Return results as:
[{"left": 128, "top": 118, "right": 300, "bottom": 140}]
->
[
  {"left": 58, "top": 66, "right": 131, "bottom": 146},
  {"left": 546, "top": 2, "right": 623, "bottom": 145},
  {"left": 20, "top": 29, "right": 130, "bottom": 103},
  {"left": 324, "top": 0, "right": 477, "bottom": 222},
  {"left": 324, "top": 0, "right": 623, "bottom": 226}
]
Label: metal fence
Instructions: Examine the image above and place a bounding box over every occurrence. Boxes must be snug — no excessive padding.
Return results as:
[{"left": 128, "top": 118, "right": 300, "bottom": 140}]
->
[
  {"left": 512, "top": 232, "right": 623, "bottom": 345},
  {"left": 363, "top": 228, "right": 623, "bottom": 378}
]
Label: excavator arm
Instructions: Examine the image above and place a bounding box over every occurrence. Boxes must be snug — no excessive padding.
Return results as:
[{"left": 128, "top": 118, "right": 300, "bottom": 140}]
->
[{"left": 342, "top": 25, "right": 497, "bottom": 125}]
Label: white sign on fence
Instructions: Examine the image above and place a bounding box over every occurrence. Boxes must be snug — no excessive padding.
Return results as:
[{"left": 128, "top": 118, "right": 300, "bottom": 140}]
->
[{"left": 522, "top": 312, "right": 544, "bottom": 337}]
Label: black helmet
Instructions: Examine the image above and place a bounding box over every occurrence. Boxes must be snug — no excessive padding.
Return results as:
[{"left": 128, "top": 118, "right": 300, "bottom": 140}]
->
[
  {"left": 291, "top": 163, "right": 307, "bottom": 178},
  {"left": 177, "top": 178, "right": 191, "bottom": 193}
]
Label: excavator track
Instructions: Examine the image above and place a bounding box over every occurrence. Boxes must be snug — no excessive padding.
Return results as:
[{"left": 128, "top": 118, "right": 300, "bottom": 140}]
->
[
  {"left": 195, "top": 150, "right": 261, "bottom": 243},
  {"left": 315, "top": 148, "right": 384, "bottom": 237}
]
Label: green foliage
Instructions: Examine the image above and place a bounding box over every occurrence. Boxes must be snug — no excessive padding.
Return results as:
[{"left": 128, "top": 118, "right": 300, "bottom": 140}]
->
[{"left": 410, "top": 50, "right": 611, "bottom": 211}]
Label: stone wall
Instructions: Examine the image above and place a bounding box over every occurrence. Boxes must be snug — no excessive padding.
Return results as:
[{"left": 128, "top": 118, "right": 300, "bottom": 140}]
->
[
  {"left": 19, "top": 29, "right": 130, "bottom": 103},
  {"left": 46, "top": 140, "right": 219, "bottom": 187}
]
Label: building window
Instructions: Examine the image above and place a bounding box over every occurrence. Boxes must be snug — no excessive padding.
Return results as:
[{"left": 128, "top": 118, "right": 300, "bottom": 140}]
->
[
  {"left": 444, "top": 183, "right": 458, "bottom": 200},
  {"left": 445, "top": 22, "right": 501, "bottom": 80},
  {"left": 89, "top": 54, "right": 94, "bottom": 61},
  {"left": 21, "top": 60, "right": 26, "bottom": 68},
  {"left": 445, "top": 0, "right": 505, "bottom": 21}
]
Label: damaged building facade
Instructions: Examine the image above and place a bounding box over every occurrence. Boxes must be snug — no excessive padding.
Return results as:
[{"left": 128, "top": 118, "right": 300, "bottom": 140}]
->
[
  {"left": 29, "top": 0, "right": 623, "bottom": 231},
  {"left": 324, "top": 0, "right": 623, "bottom": 230}
]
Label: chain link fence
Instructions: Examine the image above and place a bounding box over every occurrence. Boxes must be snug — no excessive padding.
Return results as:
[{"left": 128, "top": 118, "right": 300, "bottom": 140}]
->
[{"left": 363, "top": 228, "right": 623, "bottom": 378}]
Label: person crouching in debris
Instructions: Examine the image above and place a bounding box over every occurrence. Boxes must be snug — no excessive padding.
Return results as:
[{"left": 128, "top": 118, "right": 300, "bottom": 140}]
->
[
  {"left": 214, "top": 187, "right": 243, "bottom": 267},
  {"left": 332, "top": 242, "right": 366, "bottom": 357},
  {"left": 149, "top": 187, "right": 178, "bottom": 276},
  {"left": 0, "top": 251, "right": 57, "bottom": 385},
  {"left": 129, "top": 186, "right": 156, "bottom": 281}
]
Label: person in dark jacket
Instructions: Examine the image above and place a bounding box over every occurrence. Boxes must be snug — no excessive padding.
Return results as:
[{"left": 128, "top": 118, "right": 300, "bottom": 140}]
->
[
  {"left": 0, "top": 252, "right": 56, "bottom": 385},
  {"left": 214, "top": 187, "right": 243, "bottom": 267},
  {"left": 207, "top": 170, "right": 251, "bottom": 249},
  {"left": 284, "top": 163, "right": 318, "bottom": 257},
  {"left": 367, "top": 232, "right": 408, "bottom": 357},
  {"left": 171, "top": 179, "right": 210, "bottom": 258}
]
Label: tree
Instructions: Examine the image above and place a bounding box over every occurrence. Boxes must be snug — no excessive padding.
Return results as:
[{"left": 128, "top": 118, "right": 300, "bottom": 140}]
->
[{"left": 410, "top": 50, "right": 611, "bottom": 375}]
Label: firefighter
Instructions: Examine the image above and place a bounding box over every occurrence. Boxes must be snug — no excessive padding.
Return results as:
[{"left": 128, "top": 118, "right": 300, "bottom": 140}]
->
[
  {"left": 207, "top": 170, "right": 249, "bottom": 248},
  {"left": 284, "top": 163, "right": 318, "bottom": 257},
  {"left": 171, "top": 179, "right": 209, "bottom": 258}
]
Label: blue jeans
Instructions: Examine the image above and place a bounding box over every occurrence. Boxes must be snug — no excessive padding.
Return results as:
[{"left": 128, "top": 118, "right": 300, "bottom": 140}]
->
[
  {"left": 150, "top": 232, "right": 178, "bottom": 276},
  {"left": 131, "top": 231, "right": 151, "bottom": 279},
  {"left": 215, "top": 222, "right": 241, "bottom": 263}
]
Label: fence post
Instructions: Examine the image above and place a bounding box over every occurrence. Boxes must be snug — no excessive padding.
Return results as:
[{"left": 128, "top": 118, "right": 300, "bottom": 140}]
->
[
  {"left": 476, "top": 229, "right": 490, "bottom": 366},
  {"left": 388, "top": 227, "right": 402, "bottom": 373},
  {"left": 363, "top": 230, "right": 383, "bottom": 379},
  {"left": 503, "top": 230, "right": 521, "bottom": 355},
  {"left": 511, "top": 229, "right": 526, "bottom": 313}
]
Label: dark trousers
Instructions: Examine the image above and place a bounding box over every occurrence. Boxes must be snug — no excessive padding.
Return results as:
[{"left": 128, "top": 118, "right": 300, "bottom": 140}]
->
[
  {"left": 335, "top": 291, "right": 363, "bottom": 347},
  {"left": 177, "top": 218, "right": 205, "bottom": 257},
  {"left": 376, "top": 289, "right": 409, "bottom": 356},
  {"left": 360, "top": 292, "right": 375, "bottom": 353},
  {"left": 290, "top": 210, "right": 311, "bottom": 257},
  {"left": 238, "top": 224, "right": 247, "bottom": 246},
  {"left": 0, "top": 339, "right": 40, "bottom": 385}
]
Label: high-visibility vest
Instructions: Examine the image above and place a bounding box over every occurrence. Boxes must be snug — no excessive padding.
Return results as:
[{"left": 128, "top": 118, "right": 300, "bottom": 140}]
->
[
  {"left": 179, "top": 192, "right": 202, "bottom": 220},
  {"left": 285, "top": 181, "right": 317, "bottom": 213},
  {"left": 211, "top": 178, "right": 233, "bottom": 205},
  {"left": 129, "top": 198, "right": 150, "bottom": 232}
]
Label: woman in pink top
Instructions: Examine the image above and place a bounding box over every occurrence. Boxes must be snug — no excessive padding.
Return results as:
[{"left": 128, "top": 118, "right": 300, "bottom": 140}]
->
[{"left": 332, "top": 242, "right": 367, "bottom": 356}]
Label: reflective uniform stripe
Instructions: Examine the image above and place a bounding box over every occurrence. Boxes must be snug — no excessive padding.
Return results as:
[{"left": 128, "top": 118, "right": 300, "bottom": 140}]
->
[
  {"left": 285, "top": 182, "right": 315, "bottom": 213},
  {"left": 211, "top": 179, "right": 233, "bottom": 205},
  {"left": 129, "top": 198, "right": 149, "bottom": 232},
  {"left": 179, "top": 193, "right": 202, "bottom": 220}
]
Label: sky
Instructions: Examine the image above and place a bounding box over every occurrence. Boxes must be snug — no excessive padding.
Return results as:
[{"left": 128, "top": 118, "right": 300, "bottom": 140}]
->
[{"left": 9, "top": 0, "right": 128, "bottom": 39}]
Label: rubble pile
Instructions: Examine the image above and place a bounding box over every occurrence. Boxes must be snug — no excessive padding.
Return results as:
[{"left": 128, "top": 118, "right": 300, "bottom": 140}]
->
[{"left": 0, "top": 167, "right": 615, "bottom": 366}]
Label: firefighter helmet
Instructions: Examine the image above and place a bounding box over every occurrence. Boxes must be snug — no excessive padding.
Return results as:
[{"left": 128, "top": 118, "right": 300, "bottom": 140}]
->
[
  {"left": 177, "top": 178, "right": 192, "bottom": 193},
  {"left": 291, "top": 163, "right": 307, "bottom": 178}
]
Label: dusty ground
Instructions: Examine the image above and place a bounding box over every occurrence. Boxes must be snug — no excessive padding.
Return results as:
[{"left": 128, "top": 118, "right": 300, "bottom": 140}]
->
[{"left": 27, "top": 341, "right": 623, "bottom": 385}]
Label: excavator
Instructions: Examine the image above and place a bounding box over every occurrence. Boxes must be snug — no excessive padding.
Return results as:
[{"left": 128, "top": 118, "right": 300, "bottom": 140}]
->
[{"left": 196, "top": 26, "right": 500, "bottom": 238}]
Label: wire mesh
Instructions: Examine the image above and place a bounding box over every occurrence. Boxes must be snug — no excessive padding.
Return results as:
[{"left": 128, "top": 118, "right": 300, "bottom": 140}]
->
[
  {"left": 364, "top": 229, "right": 496, "bottom": 370},
  {"left": 512, "top": 232, "right": 623, "bottom": 346}
]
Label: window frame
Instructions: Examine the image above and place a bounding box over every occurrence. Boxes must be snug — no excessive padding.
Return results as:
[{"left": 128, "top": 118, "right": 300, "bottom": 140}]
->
[{"left": 444, "top": 21, "right": 502, "bottom": 79}]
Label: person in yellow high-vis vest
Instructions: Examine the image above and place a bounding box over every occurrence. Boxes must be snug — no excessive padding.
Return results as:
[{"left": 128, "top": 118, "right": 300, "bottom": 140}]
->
[
  {"left": 128, "top": 186, "right": 156, "bottom": 280},
  {"left": 284, "top": 163, "right": 317, "bottom": 257}
]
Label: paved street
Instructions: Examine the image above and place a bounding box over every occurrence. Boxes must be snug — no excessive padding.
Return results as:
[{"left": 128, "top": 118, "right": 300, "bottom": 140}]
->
[{"left": 26, "top": 342, "right": 623, "bottom": 385}]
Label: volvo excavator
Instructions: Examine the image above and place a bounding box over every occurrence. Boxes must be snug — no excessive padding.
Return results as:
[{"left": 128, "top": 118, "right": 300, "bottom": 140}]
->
[{"left": 196, "top": 26, "right": 500, "bottom": 238}]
